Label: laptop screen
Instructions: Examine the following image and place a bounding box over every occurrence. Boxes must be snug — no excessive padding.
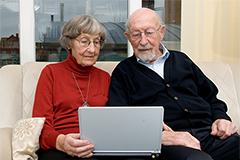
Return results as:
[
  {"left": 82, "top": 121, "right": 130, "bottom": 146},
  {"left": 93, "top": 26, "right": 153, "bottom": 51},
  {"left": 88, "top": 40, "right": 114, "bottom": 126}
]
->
[{"left": 78, "top": 106, "right": 164, "bottom": 157}]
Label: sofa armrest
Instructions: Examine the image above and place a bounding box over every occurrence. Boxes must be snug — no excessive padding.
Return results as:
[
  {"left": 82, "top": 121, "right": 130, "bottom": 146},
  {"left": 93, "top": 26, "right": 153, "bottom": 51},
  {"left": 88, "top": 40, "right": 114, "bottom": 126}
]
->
[
  {"left": 0, "top": 127, "right": 13, "bottom": 160},
  {"left": 0, "top": 65, "right": 22, "bottom": 127}
]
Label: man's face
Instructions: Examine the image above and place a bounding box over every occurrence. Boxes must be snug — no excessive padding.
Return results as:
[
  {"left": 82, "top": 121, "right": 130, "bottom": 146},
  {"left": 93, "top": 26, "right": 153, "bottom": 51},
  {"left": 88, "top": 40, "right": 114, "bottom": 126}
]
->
[{"left": 125, "top": 10, "right": 165, "bottom": 63}]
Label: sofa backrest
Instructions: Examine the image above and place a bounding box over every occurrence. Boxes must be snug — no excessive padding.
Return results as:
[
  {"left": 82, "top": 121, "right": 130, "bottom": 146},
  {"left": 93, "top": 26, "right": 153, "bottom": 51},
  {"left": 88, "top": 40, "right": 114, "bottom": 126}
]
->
[
  {"left": 22, "top": 62, "right": 52, "bottom": 118},
  {"left": 0, "top": 61, "right": 239, "bottom": 132},
  {"left": 196, "top": 62, "right": 240, "bottom": 129},
  {"left": 21, "top": 61, "right": 240, "bottom": 129},
  {"left": 228, "top": 63, "right": 240, "bottom": 106}
]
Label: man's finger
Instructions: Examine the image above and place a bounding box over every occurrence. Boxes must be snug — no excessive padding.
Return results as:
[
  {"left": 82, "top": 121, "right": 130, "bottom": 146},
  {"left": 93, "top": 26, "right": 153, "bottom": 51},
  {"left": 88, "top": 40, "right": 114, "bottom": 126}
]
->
[{"left": 163, "top": 122, "right": 173, "bottom": 132}]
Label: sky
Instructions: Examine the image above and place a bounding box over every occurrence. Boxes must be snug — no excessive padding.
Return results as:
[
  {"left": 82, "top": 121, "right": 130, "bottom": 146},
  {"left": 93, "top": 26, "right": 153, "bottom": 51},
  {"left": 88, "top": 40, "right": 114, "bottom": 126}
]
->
[
  {"left": 0, "top": 0, "right": 166, "bottom": 42},
  {"left": 0, "top": 1, "right": 19, "bottom": 38},
  {"left": 0, "top": 0, "right": 128, "bottom": 40}
]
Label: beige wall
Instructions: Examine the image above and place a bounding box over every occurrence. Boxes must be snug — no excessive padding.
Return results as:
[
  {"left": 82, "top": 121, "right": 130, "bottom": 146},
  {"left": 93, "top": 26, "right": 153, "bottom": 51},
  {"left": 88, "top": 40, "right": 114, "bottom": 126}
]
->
[{"left": 181, "top": 0, "right": 240, "bottom": 63}]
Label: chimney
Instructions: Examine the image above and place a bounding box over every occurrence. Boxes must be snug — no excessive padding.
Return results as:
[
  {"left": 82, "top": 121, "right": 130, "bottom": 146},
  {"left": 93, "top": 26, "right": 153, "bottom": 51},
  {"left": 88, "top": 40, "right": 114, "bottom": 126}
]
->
[
  {"left": 51, "top": 15, "right": 54, "bottom": 22},
  {"left": 60, "top": 3, "right": 64, "bottom": 22}
]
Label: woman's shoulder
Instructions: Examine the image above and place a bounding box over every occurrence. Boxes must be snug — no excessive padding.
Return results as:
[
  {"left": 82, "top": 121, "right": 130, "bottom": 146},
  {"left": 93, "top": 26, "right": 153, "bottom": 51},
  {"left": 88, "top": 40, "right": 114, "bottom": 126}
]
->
[
  {"left": 39, "top": 62, "right": 66, "bottom": 77},
  {"left": 92, "top": 66, "right": 111, "bottom": 77},
  {"left": 42, "top": 61, "right": 64, "bottom": 70}
]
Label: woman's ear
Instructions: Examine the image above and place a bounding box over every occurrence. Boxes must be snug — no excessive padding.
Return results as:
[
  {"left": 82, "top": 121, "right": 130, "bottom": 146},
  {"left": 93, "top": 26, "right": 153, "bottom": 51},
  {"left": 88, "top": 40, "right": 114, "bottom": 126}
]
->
[{"left": 68, "top": 48, "right": 72, "bottom": 53}]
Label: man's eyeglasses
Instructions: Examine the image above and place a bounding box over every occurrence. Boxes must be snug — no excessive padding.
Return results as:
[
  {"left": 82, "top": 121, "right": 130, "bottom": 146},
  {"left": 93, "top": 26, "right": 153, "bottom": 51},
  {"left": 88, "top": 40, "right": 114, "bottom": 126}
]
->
[
  {"left": 128, "top": 27, "right": 161, "bottom": 40},
  {"left": 75, "top": 38, "right": 103, "bottom": 48}
]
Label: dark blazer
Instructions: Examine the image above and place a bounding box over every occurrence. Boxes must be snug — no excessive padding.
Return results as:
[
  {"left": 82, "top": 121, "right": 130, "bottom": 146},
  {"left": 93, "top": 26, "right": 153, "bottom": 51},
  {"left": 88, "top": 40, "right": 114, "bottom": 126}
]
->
[{"left": 108, "top": 50, "right": 231, "bottom": 140}]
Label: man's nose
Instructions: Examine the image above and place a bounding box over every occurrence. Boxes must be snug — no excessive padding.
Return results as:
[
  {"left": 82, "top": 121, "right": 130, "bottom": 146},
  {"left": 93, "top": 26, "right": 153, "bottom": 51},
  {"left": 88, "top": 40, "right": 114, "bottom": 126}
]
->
[{"left": 139, "top": 32, "right": 148, "bottom": 46}]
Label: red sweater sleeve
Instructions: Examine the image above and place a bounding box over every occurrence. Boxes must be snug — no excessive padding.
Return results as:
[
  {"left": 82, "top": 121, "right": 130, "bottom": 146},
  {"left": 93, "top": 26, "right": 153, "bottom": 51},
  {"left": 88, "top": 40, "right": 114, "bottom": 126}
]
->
[
  {"left": 32, "top": 57, "right": 111, "bottom": 150},
  {"left": 33, "top": 66, "right": 60, "bottom": 150}
]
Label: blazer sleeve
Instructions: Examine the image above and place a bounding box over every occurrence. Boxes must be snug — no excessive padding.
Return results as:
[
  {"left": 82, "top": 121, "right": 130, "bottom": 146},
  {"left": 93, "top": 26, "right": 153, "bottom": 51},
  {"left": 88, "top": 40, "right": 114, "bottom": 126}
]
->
[
  {"left": 192, "top": 63, "right": 231, "bottom": 122},
  {"left": 108, "top": 64, "right": 132, "bottom": 106}
]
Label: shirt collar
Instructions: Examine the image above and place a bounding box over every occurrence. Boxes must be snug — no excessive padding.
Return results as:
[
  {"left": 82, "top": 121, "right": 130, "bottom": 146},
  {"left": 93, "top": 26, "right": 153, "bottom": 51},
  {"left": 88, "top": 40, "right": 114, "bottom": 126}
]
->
[{"left": 136, "top": 42, "right": 170, "bottom": 64}]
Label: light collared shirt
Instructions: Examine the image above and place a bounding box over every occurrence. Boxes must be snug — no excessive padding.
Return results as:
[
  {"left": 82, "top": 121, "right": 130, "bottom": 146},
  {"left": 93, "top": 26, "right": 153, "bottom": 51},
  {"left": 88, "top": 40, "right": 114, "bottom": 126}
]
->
[{"left": 137, "top": 43, "right": 170, "bottom": 79}]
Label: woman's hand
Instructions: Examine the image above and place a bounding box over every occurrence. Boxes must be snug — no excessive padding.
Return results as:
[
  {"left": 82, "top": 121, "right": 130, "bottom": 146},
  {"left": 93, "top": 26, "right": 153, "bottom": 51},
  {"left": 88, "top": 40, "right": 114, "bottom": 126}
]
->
[{"left": 56, "top": 133, "right": 95, "bottom": 158}]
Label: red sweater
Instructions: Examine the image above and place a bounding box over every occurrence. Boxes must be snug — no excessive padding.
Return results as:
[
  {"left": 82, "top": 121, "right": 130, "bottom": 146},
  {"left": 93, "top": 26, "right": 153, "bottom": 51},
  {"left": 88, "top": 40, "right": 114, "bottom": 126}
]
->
[{"left": 32, "top": 54, "right": 111, "bottom": 150}]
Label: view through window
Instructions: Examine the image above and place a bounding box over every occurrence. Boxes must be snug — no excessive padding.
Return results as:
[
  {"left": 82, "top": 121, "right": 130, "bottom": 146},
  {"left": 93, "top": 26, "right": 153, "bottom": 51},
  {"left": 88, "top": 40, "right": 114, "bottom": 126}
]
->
[
  {"left": 34, "top": 0, "right": 181, "bottom": 62},
  {"left": 143, "top": 0, "right": 181, "bottom": 51},
  {"left": 0, "top": 0, "right": 181, "bottom": 67},
  {"left": 0, "top": 0, "right": 19, "bottom": 67},
  {"left": 34, "top": 0, "right": 128, "bottom": 62}
]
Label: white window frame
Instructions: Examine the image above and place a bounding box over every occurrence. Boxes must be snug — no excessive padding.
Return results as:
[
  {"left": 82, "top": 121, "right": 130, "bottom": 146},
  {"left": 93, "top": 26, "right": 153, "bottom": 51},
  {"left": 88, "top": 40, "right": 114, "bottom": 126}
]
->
[
  {"left": 19, "top": 0, "right": 141, "bottom": 65},
  {"left": 19, "top": 0, "right": 35, "bottom": 65},
  {"left": 127, "top": 0, "right": 141, "bottom": 57}
]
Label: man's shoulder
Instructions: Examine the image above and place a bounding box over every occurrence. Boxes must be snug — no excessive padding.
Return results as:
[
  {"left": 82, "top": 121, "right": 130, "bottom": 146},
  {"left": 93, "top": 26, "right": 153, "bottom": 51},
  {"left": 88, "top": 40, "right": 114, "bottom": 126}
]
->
[
  {"left": 111, "top": 55, "right": 138, "bottom": 76},
  {"left": 168, "top": 50, "right": 192, "bottom": 62},
  {"left": 169, "top": 50, "right": 188, "bottom": 57},
  {"left": 116, "top": 55, "right": 136, "bottom": 68}
]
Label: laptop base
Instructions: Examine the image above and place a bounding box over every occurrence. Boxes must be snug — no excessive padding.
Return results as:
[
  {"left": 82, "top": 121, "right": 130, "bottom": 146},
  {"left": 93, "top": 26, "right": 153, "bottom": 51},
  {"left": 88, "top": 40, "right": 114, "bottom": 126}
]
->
[{"left": 93, "top": 151, "right": 160, "bottom": 157}]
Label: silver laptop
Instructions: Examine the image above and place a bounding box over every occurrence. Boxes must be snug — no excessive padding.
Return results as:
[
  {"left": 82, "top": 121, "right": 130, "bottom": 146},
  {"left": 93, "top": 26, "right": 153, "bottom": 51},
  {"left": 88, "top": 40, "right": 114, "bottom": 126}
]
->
[{"left": 78, "top": 106, "right": 164, "bottom": 157}]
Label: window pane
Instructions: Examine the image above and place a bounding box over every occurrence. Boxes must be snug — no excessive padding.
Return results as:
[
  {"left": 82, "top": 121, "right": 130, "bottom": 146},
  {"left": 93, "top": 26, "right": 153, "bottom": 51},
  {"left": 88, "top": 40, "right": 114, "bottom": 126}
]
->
[
  {"left": 143, "top": 0, "right": 181, "bottom": 51},
  {"left": 0, "top": 0, "right": 20, "bottom": 67},
  {"left": 35, "top": 0, "right": 128, "bottom": 62}
]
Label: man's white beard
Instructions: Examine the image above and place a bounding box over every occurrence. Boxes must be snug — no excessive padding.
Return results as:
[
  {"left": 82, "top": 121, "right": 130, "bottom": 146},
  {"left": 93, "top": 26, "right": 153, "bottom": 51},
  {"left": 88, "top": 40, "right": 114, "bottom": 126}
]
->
[{"left": 137, "top": 45, "right": 156, "bottom": 62}]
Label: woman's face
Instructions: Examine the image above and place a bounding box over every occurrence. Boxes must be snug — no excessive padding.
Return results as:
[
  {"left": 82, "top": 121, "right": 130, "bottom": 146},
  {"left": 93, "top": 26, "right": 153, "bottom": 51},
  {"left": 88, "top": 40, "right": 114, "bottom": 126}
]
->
[{"left": 71, "top": 33, "right": 101, "bottom": 67}]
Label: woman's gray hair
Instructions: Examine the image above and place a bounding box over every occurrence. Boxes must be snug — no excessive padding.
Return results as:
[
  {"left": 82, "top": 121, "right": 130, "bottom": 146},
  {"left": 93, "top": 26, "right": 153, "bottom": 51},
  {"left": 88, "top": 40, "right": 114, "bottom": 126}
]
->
[{"left": 60, "top": 14, "right": 106, "bottom": 51}]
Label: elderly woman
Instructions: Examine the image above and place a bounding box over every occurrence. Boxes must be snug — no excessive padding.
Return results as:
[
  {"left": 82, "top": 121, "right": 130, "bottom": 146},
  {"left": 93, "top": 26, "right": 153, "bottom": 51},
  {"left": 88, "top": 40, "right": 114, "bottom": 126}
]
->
[{"left": 33, "top": 15, "right": 110, "bottom": 160}]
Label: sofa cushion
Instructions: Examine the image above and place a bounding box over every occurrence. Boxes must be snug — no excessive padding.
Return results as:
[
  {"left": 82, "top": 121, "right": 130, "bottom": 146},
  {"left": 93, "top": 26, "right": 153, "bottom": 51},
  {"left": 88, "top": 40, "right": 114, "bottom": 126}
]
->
[{"left": 12, "top": 117, "right": 45, "bottom": 160}]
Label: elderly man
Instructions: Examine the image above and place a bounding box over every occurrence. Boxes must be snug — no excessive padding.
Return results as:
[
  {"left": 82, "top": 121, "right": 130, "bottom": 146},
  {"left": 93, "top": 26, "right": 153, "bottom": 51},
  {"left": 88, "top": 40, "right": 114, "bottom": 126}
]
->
[{"left": 108, "top": 8, "right": 239, "bottom": 160}]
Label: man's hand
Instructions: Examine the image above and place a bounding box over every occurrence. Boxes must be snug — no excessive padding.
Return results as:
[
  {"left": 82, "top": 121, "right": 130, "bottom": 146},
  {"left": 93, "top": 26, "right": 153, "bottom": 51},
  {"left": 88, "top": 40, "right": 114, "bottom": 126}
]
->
[
  {"left": 56, "top": 133, "right": 95, "bottom": 158},
  {"left": 163, "top": 122, "right": 173, "bottom": 132},
  {"left": 162, "top": 122, "right": 201, "bottom": 150},
  {"left": 211, "top": 119, "right": 238, "bottom": 140}
]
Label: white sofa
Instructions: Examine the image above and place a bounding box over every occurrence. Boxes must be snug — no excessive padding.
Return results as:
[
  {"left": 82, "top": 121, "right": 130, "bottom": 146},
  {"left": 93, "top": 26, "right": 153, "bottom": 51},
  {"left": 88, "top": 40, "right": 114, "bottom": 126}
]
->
[{"left": 0, "top": 61, "right": 239, "bottom": 160}]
